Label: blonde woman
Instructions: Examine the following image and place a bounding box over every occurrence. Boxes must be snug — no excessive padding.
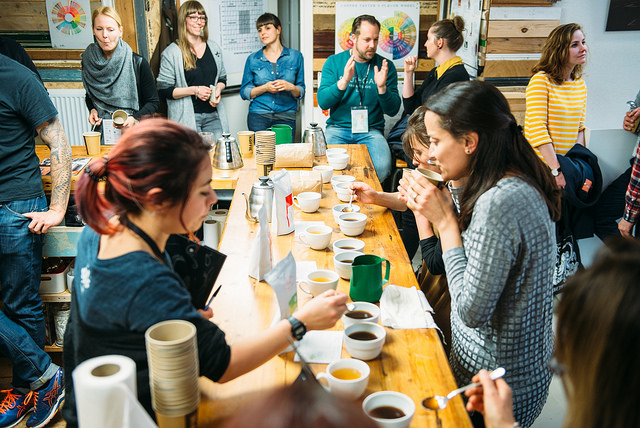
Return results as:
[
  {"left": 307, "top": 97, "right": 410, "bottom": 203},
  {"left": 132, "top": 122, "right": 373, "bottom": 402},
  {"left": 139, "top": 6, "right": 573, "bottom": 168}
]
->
[{"left": 157, "top": 0, "right": 228, "bottom": 140}]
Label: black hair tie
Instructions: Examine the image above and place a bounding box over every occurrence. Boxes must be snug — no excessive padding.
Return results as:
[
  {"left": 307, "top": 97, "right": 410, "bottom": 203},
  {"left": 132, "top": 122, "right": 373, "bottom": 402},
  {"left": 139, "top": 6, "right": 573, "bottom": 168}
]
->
[{"left": 85, "top": 164, "right": 107, "bottom": 182}]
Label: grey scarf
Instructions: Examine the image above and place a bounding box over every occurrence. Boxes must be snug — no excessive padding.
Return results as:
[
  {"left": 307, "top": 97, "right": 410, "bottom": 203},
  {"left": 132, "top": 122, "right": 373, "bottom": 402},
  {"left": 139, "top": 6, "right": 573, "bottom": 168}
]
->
[{"left": 82, "top": 39, "right": 139, "bottom": 119}]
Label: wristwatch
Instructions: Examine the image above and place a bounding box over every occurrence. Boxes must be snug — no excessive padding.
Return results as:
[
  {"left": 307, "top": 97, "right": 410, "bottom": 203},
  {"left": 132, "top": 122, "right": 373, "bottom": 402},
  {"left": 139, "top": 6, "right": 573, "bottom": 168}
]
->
[
  {"left": 287, "top": 316, "right": 307, "bottom": 341},
  {"left": 550, "top": 166, "right": 562, "bottom": 177}
]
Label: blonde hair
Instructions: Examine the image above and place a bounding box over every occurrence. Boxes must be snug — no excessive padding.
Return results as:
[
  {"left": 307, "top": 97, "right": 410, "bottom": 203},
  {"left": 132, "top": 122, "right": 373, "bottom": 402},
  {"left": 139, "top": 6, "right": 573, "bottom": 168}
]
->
[
  {"left": 177, "top": 0, "right": 208, "bottom": 71},
  {"left": 532, "top": 23, "right": 584, "bottom": 85},
  {"left": 92, "top": 6, "right": 122, "bottom": 29}
]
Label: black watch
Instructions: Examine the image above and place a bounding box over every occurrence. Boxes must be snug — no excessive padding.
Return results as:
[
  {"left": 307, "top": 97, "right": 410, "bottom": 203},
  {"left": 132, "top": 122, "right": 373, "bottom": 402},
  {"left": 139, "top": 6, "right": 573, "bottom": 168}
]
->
[
  {"left": 287, "top": 316, "right": 307, "bottom": 340},
  {"left": 550, "top": 166, "right": 562, "bottom": 177}
]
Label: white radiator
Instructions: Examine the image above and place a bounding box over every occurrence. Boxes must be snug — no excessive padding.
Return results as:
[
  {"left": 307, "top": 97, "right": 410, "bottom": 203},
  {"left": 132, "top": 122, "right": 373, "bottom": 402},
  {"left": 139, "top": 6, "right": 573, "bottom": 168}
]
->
[{"left": 48, "top": 89, "right": 91, "bottom": 146}]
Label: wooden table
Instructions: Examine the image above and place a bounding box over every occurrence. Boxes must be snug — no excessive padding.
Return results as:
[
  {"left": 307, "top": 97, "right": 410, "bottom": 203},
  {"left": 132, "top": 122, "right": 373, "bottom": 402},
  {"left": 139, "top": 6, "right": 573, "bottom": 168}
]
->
[
  {"left": 36, "top": 144, "right": 112, "bottom": 193},
  {"left": 198, "top": 145, "right": 471, "bottom": 427}
]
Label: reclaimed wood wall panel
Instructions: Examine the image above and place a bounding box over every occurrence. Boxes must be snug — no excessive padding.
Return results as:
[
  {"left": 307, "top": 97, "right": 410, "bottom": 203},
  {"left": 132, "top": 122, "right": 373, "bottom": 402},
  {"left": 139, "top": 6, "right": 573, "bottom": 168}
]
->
[
  {"left": 486, "top": 37, "right": 545, "bottom": 53},
  {"left": 483, "top": 59, "right": 537, "bottom": 77},
  {"left": 490, "top": 0, "right": 558, "bottom": 6},
  {"left": 0, "top": 2, "right": 48, "bottom": 31},
  {"left": 487, "top": 19, "right": 559, "bottom": 38}
]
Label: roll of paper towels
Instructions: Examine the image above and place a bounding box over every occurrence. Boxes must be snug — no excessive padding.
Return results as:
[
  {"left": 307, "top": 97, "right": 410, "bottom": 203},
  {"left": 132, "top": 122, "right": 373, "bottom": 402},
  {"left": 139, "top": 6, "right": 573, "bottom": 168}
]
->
[
  {"left": 203, "top": 219, "right": 219, "bottom": 249},
  {"left": 207, "top": 209, "right": 228, "bottom": 236},
  {"left": 73, "top": 355, "right": 157, "bottom": 428}
]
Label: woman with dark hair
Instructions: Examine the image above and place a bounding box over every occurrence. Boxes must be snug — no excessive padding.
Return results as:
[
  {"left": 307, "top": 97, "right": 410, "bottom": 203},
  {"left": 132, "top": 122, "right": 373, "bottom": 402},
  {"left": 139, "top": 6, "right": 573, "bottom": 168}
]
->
[
  {"left": 466, "top": 238, "right": 640, "bottom": 428},
  {"left": 82, "top": 6, "right": 158, "bottom": 132},
  {"left": 240, "top": 13, "right": 304, "bottom": 139},
  {"left": 524, "top": 23, "right": 587, "bottom": 188},
  {"left": 61, "top": 118, "right": 347, "bottom": 426},
  {"left": 157, "top": 0, "right": 228, "bottom": 140},
  {"left": 401, "top": 81, "right": 561, "bottom": 427}
]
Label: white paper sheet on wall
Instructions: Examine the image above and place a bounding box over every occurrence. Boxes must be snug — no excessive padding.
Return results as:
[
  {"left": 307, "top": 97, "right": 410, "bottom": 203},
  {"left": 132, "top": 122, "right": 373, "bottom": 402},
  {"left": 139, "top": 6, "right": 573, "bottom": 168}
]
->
[{"left": 46, "top": 0, "right": 94, "bottom": 49}]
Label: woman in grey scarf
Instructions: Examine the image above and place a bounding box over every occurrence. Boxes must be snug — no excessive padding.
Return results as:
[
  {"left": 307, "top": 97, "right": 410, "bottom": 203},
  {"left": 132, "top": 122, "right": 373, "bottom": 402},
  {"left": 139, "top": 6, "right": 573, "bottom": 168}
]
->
[{"left": 82, "top": 7, "right": 158, "bottom": 132}]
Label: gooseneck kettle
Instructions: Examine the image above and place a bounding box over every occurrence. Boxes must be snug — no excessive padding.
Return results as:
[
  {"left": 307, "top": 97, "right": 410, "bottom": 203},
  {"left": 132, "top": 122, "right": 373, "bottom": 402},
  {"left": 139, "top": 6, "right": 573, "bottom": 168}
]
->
[
  {"left": 212, "top": 133, "right": 243, "bottom": 170},
  {"left": 302, "top": 122, "right": 327, "bottom": 156}
]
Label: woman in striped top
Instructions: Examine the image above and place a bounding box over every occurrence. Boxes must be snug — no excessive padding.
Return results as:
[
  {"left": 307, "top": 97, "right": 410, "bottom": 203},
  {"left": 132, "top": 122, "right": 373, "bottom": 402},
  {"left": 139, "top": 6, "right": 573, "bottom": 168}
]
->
[{"left": 524, "top": 23, "right": 588, "bottom": 189}]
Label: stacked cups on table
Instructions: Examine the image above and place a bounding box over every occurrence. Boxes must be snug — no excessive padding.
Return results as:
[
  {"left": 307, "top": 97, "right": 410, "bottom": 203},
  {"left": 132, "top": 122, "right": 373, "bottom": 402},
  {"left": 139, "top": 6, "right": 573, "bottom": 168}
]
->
[
  {"left": 254, "top": 131, "right": 276, "bottom": 179},
  {"left": 145, "top": 320, "right": 200, "bottom": 428}
]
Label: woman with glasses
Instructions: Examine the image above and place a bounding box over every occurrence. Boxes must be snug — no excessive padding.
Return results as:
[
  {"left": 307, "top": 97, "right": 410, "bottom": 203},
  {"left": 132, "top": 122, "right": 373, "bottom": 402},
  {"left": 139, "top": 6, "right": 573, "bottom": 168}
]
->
[
  {"left": 157, "top": 0, "right": 228, "bottom": 140},
  {"left": 240, "top": 13, "right": 305, "bottom": 140},
  {"left": 466, "top": 238, "right": 640, "bottom": 428},
  {"left": 82, "top": 6, "right": 158, "bottom": 132}
]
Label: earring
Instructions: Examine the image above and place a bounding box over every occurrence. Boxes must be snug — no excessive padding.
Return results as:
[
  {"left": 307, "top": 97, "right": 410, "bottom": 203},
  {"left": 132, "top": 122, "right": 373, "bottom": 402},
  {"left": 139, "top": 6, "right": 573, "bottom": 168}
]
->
[{"left": 466, "top": 149, "right": 471, "bottom": 154}]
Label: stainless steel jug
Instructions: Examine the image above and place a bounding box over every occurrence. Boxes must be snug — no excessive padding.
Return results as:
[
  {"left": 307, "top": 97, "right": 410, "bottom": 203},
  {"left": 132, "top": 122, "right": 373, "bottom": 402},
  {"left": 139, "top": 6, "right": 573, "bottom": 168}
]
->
[
  {"left": 212, "top": 133, "right": 243, "bottom": 170},
  {"left": 243, "top": 176, "right": 273, "bottom": 222},
  {"left": 302, "top": 122, "right": 326, "bottom": 156}
]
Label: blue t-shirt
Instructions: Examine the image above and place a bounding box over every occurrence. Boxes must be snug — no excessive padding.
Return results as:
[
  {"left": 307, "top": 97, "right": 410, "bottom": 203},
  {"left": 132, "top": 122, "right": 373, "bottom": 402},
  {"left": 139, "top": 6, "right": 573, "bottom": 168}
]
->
[{"left": 0, "top": 54, "right": 57, "bottom": 202}]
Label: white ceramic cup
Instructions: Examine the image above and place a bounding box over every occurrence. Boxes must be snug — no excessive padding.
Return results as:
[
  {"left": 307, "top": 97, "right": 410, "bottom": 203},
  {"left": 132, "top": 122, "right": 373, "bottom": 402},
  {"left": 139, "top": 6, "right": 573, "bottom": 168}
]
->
[
  {"left": 316, "top": 358, "right": 370, "bottom": 400},
  {"left": 313, "top": 165, "right": 334, "bottom": 183},
  {"left": 334, "top": 182, "right": 353, "bottom": 202},
  {"left": 326, "top": 148, "right": 348, "bottom": 157},
  {"left": 338, "top": 212, "right": 368, "bottom": 236},
  {"left": 333, "top": 238, "right": 365, "bottom": 254},
  {"left": 331, "top": 175, "right": 356, "bottom": 190},
  {"left": 342, "top": 301, "right": 381, "bottom": 329},
  {"left": 362, "top": 391, "right": 416, "bottom": 428},
  {"left": 301, "top": 224, "right": 332, "bottom": 250},
  {"left": 299, "top": 270, "right": 339, "bottom": 297},
  {"left": 293, "top": 191, "right": 322, "bottom": 213},
  {"left": 333, "top": 250, "right": 362, "bottom": 280},
  {"left": 344, "top": 322, "right": 386, "bottom": 360},
  {"left": 332, "top": 203, "right": 361, "bottom": 222},
  {"left": 327, "top": 153, "right": 349, "bottom": 170}
]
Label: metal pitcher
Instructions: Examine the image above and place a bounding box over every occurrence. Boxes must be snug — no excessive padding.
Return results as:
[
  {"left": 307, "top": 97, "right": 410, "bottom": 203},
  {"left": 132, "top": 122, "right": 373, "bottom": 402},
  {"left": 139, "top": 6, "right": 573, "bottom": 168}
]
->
[
  {"left": 243, "top": 176, "right": 273, "bottom": 222},
  {"left": 212, "top": 133, "right": 243, "bottom": 170},
  {"left": 302, "top": 122, "right": 326, "bottom": 156}
]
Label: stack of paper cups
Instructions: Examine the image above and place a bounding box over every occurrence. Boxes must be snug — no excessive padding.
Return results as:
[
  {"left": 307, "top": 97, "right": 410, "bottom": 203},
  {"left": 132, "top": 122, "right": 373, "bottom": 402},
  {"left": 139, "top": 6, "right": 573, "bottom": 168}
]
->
[
  {"left": 237, "top": 131, "right": 254, "bottom": 156},
  {"left": 73, "top": 355, "right": 157, "bottom": 428},
  {"left": 203, "top": 219, "right": 219, "bottom": 249},
  {"left": 255, "top": 131, "right": 276, "bottom": 179},
  {"left": 145, "top": 320, "right": 199, "bottom": 428}
]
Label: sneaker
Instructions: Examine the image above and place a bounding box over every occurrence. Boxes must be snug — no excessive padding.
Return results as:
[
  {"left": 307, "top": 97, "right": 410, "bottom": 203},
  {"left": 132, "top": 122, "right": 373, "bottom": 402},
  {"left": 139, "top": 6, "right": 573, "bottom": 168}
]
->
[
  {"left": 0, "top": 389, "right": 34, "bottom": 428},
  {"left": 25, "top": 369, "right": 65, "bottom": 428}
]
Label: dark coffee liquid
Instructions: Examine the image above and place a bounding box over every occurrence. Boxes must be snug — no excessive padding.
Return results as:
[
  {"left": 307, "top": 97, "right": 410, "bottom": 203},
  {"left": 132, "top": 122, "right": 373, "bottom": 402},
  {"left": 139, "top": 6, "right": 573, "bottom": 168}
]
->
[
  {"left": 340, "top": 246, "right": 355, "bottom": 250},
  {"left": 369, "top": 406, "right": 405, "bottom": 419},
  {"left": 348, "top": 331, "right": 377, "bottom": 341},
  {"left": 345, "top": 310, "right": 372, "bottom": 319}
]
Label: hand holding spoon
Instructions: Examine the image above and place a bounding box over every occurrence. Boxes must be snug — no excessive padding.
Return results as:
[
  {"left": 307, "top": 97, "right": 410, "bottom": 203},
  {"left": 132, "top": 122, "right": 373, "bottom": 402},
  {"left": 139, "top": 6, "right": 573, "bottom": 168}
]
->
[{"left": 422, "top": 367, "right": 506, "bottom": 411}]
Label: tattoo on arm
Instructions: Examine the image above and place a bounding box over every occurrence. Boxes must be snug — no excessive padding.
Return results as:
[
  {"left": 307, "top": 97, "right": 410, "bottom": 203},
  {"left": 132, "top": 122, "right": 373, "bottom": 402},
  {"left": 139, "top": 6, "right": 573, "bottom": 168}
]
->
[{"left": 38, "top": 116, "right": 72, "bottom": 213}]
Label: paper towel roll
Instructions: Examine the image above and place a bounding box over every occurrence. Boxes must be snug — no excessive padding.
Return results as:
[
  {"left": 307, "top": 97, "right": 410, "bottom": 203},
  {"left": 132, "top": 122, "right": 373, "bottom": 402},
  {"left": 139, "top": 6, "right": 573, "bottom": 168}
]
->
[
  {"left": 73, "top": 355, "right": 157, "bottom": 428},
  {"left": 207, "top": 209, "right": 228, "bottom": 237},
  {"left": 203, "top": 219, "right": 219, "bottom": 249}
]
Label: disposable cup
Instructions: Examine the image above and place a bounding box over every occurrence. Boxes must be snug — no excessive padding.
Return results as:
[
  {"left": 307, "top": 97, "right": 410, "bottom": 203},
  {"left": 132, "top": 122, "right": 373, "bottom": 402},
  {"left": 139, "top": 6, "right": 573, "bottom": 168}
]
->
[{"left": 83, "top": 132, "right": 101, "bottom": 156}]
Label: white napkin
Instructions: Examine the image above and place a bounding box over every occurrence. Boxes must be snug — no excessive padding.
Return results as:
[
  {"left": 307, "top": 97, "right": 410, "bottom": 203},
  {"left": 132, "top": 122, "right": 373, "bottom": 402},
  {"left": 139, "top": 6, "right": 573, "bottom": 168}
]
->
[
  {"left": 293, "top": 331, "right": 344, "bottom": 364},
  {"left": 380, "top": 284, "right": 438, "bottom": 329}
]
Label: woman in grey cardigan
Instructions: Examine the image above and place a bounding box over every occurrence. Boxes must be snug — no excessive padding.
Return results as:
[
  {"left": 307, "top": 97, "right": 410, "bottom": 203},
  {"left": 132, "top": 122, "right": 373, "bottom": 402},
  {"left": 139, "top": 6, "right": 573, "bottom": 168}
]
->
[
  {"left": 157, "top": 0, "right": 228, "bottom": 140},
  {"left": 400, "top": 81, "right": 561, "bottom": 428}
]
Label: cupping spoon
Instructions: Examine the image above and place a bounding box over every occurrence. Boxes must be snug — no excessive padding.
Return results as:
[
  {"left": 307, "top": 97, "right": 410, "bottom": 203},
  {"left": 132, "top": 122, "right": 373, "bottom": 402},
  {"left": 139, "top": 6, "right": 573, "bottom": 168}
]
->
[{"left": 422, "top": 367, "right": 506, "bottom": 411}]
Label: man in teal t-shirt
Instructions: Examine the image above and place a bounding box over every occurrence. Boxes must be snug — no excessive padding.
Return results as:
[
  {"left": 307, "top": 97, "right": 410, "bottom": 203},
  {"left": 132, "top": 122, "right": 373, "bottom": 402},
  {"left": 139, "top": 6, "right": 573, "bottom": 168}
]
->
[{"left": 317, "top": 15, "right": 400, "bottom": 182}]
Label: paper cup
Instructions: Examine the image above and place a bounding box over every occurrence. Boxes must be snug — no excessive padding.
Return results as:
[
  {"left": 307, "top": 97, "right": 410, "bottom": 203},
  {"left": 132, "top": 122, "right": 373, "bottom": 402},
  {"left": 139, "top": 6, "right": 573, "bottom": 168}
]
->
[
  {"left": 83, "top": 132, "right": 101, "bottom": 156},
  {"left": 237, "top": 131, "right": 254, "bottom": 156}
]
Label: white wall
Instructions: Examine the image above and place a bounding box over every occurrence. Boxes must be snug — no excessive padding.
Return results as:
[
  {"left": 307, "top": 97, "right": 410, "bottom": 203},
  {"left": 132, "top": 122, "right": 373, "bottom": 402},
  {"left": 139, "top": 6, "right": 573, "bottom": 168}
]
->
[{"left": 554, "top": 0, "right": 640, "bottom": 130}]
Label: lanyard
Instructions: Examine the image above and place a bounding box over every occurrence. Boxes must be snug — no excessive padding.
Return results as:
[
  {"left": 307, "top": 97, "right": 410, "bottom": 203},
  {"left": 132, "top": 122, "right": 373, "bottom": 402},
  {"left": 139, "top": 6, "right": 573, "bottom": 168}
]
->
[
  {"left": 124, "top": 217, "right": 168, "bottom": 266},
  {"left": 353, "top": 62, "right": 371, "bottom": 107}
]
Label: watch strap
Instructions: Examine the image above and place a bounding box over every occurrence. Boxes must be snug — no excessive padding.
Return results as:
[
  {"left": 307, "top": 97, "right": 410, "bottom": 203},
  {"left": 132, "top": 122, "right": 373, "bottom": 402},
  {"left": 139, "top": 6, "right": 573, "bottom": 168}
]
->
[{"left": 287, "top": 316, "right": 307, "bottom": 340}]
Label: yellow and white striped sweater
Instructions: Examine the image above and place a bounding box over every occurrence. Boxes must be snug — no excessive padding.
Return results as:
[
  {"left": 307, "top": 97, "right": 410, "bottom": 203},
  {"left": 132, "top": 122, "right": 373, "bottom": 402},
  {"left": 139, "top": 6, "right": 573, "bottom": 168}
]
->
[{"left": 524, "top": 71, "right": 587, "bottom": 159}]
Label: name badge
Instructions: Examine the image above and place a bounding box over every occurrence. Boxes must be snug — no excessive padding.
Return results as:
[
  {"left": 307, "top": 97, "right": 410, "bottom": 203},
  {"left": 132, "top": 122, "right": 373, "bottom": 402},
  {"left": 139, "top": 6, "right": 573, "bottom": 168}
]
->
[{"left": 351, "top": 107, "right": 369, "bottom": 134}]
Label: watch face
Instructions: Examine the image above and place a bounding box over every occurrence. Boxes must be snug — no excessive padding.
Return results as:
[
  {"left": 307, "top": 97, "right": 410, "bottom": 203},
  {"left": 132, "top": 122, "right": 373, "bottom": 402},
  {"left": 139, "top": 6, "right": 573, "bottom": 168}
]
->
[{"left": 551, "top": 169, "right": 559, "bottom": 177}]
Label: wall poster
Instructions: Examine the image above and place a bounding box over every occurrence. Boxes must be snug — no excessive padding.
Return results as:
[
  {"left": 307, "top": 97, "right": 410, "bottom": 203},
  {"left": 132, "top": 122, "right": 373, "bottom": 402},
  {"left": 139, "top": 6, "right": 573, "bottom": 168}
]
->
[{"left": 46, "top": 0, "right": 94, "bottom": 49}]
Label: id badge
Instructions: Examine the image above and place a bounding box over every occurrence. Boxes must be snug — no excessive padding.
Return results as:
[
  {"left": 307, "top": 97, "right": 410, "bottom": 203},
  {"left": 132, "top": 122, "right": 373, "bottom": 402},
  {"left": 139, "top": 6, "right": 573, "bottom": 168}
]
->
[{"left": 351, "top": 107, "right": 369, "bottom": 134}]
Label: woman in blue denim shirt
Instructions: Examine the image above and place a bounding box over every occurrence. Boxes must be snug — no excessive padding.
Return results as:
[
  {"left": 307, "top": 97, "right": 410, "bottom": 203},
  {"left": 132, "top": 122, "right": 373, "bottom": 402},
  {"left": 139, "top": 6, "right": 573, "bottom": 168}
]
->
[{"left": 240, "top": 13, "right": 305, "bottom": 140}]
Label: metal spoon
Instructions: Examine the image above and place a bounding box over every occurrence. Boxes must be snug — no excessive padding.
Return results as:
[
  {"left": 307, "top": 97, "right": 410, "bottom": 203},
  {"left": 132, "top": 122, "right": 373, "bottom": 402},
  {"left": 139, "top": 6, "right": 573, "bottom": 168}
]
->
[
  {"left": 347, "top": 191, "right": 354, "bottom": 212},
  {"left": 346, "top": 303, "right": 356, "bottom": 312},
  {"left": 422, "top": 367, "right": 506, "bottom": 411}
]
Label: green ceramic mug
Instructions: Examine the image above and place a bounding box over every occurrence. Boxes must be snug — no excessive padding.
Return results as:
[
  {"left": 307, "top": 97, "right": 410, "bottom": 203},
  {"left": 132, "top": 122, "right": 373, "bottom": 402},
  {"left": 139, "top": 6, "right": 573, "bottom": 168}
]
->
[
  {"left": 349, "top": 255, "right": 390, "bottom": 303},
  {"left": 268, "top": 124, "right": 292, "bottom": 145}
]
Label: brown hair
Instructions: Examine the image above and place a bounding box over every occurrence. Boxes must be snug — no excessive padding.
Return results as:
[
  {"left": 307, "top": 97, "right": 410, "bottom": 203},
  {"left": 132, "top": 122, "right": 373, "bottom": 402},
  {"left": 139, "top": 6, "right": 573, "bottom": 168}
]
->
[
  {"left": 255, "top": 12, "right": 284, "bottom": 45},
  {"left": 76, "top": 118, "right": 210, "bottom": 235},
  {"left": 424, "top": 81, "right": 561, "bottom": 229},
  {"left": 429, "top": 16, "right": 465, "bottom": 52},
  {"left": 92, "top": 6, "right": 123, "bottom": 29},
  {"left": 532, "top": 23, "right": 585, "bottom": 85},
  {"left": 351, "top": 15, "right": 380, "bottom": 35},
  {"left": 177, "top": 0, "right": 208, "bottom": 71},
  {"left": 402, "top": 105, "right": 430, "bottom": 160},
  {"left": 555, "top": 237, "right": 640, "bottom": 428}
]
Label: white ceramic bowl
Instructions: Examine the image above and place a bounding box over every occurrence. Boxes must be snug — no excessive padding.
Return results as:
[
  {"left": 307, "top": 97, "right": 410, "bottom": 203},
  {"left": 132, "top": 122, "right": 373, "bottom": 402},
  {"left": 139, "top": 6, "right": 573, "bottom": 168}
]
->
[
  {"left": 334, "top": 182, "right": 353, "bottom": 202},
  {"left": 333, "top": 250, "right": 362, "bottom": 280},
  {"left": 332, "top": 204, "right": 361, "bottom": 222},
  {"left": 331, "top": 175, "right": 356, "bottom": 190},
  {"left": 333, "top": 238, "right": 365, "bottom": 254},
  {"left": 362, "top": 391, "right": 416, "bottom": 428},
  {"left": 326, "top": 148, "right": 348, "bottom": 157},
  {"left": 313, "top": 165, "right": 334, "bottom": 183},
  {"left": 338, "top": 212, "right": 367, "bottom": 236},
  {"left": 328, "top": 153, "right": 349, "bottom": 170},
  {"left": 341, "top": 301, "right": 380, "bottom": 329},
  {"left": 344, "top": 322, "right": 386, "bottom": 360}
]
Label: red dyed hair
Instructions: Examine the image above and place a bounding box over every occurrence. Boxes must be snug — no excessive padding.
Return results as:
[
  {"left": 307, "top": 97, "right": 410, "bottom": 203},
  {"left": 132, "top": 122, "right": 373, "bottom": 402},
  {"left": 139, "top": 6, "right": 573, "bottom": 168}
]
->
[{"left": 76, "top": 118, "right": 210, "bottom": 235}]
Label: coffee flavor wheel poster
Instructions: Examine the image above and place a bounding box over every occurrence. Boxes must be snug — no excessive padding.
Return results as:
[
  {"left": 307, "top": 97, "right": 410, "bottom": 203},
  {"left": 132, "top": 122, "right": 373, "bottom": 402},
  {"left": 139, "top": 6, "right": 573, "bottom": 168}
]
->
[{"left": 46, "top": 0, "right": 94, "bottom": 49}]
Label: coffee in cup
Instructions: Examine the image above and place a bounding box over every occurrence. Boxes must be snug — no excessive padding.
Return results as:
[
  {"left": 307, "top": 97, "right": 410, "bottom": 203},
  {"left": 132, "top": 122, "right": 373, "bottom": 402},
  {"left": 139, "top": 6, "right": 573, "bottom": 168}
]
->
[
  {"left": 298, "top": 270, "right": 339, "bottom": 297},
  {"left": 301, "top": 224, "right": 332, "bottom": 250},
  {"left": 315, "top": 358, "right": 370, "bottom": 399}
]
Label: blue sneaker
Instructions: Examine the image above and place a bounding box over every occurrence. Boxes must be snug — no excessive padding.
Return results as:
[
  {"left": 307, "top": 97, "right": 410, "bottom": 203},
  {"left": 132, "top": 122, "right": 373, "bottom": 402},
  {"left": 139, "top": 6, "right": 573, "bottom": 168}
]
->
[
  {"left": 25, "top": 369, "right": 64, "bottom": 428},
  {"left": 0, "top": 389, "right": 34, "bottom": 428}
]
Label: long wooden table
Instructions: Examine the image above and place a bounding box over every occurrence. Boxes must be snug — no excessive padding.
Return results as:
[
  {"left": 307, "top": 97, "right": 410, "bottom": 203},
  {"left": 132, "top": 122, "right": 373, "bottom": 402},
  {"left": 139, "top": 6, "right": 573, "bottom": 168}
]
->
[{"left": 198, "top": 145, "right": 471, "bottom": 427}]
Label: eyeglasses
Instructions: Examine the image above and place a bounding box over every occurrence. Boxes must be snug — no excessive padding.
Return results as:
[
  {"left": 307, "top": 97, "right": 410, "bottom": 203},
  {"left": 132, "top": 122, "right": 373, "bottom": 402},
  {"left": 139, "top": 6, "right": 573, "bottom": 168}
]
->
[{"left": 187, "top": 15, "right": 207, "bottom": 23}]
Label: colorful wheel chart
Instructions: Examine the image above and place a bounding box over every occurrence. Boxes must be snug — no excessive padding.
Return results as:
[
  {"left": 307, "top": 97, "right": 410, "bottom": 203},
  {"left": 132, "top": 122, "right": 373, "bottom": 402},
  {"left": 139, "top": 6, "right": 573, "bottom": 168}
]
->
[
  {"left": 336, "top": 18, "right": 355, "bottom": 51},
  {"left": 379, "top": 11, "right": 417, "bottom": 60},
  {"left": 50, "top": 1, "right": 87, "bottom": 36}
]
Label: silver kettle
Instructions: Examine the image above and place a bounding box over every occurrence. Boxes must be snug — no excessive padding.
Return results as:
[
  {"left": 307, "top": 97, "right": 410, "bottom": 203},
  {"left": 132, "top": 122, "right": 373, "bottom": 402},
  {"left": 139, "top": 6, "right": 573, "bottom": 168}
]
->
[
  {"left": 212, "top": 133, "right": 243, "bottom": 170},
  {"left": 302, "top": 122, "right": 326, "bottom": 156},
  {"left": 243, "top": 176, "right": 273, "bottom": 222}
]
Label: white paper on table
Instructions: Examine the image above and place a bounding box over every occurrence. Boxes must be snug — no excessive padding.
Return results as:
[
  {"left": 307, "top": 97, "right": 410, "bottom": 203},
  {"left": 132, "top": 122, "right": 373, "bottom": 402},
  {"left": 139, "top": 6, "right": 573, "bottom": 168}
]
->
[
  {"left": 296, "top": 261, "right": 317, "bottom": 281},
  {"left": 380, "top": 284, "right": 439, "bottom": 329},
  {"left": 294, "top": 221, "right": 325, "bottom": 237},
  {"left": 293, "top": 330, "right": 344, "bottom": 364}
]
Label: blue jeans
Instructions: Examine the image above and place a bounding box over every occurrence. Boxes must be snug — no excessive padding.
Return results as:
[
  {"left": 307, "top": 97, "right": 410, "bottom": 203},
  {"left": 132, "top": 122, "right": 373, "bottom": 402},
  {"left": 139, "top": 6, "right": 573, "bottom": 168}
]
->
[
  {"left": 0, "top": 196, "right": 59, "bottom": 392},
  {"left": 325, "top": 126, "right": 392, "bottom": 182},
  {"left": 195, "top": 111, "right": 224, "bottom": 143},
  {"left": 247, "top": 112, "right": 296, "bottom": 141}
]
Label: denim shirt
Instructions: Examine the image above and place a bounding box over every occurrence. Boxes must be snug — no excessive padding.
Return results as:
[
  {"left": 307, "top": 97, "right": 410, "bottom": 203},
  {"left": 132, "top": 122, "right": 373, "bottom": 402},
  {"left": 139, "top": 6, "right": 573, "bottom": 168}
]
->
[{"left": 240, "top": 46, "right": 305, "bottom": 115}]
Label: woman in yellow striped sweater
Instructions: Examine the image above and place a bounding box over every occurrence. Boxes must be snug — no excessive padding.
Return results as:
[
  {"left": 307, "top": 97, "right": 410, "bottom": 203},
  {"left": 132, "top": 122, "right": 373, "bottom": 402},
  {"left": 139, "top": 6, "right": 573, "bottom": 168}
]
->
[{"left": 524, "top": 23, "right": 588, "bottom": 189}]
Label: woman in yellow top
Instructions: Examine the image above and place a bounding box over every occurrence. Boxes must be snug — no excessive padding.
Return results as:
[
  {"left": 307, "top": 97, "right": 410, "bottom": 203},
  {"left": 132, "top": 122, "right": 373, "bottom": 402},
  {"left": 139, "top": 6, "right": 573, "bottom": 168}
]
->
[{"left": 524, "top": 23, "right": 588, "bottom": 189}]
